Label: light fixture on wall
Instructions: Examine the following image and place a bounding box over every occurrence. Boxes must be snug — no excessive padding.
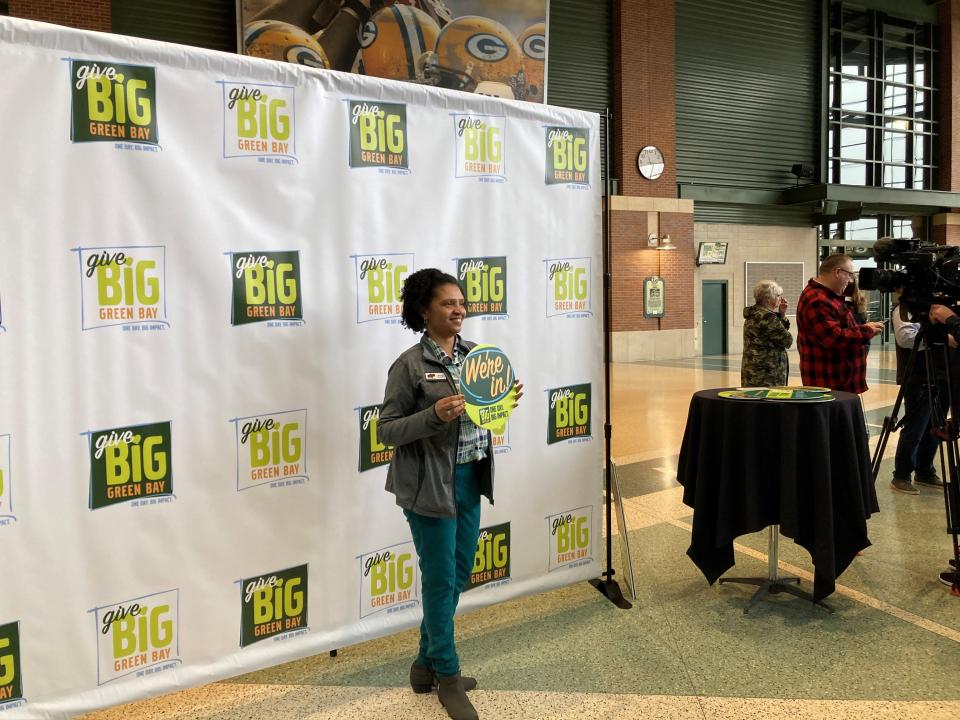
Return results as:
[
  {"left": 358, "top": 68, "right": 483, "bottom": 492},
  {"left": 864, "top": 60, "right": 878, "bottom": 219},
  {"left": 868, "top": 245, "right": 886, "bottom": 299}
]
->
[
  {"left": 648, "top": 233, "right": 676, "bottom": 250},
  {"left": 790, "top": 162, "right": 816, "bottom": 186}
]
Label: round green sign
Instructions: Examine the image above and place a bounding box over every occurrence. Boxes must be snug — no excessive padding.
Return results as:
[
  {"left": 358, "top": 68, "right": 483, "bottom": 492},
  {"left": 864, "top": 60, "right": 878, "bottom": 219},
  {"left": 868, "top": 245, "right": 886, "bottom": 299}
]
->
[{"left": 461, "top": 344, "right": 516, "bottom": 432}]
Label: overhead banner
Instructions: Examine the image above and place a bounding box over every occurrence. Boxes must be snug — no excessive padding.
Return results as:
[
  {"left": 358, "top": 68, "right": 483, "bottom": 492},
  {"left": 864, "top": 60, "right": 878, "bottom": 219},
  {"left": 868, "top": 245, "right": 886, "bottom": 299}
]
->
[
  {"left": 241, "top": 0, "right": 549, "bottom": 102},
  {"left": 0, "top": 16, "right": 600, "bottom": 719}
]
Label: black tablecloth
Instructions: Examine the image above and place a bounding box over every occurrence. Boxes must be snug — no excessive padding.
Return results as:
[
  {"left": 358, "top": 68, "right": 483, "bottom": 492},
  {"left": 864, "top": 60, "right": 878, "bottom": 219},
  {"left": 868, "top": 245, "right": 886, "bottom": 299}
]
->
[{"left": 677, "top": 389, "right": 879, "bottom": 602}]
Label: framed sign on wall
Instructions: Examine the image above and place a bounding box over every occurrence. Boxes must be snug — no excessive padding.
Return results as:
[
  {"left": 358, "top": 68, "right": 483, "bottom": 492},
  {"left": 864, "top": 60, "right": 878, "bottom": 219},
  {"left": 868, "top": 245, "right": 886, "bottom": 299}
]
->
[{"left": 643, "top": 276, "right": 665, "bottom": 318}]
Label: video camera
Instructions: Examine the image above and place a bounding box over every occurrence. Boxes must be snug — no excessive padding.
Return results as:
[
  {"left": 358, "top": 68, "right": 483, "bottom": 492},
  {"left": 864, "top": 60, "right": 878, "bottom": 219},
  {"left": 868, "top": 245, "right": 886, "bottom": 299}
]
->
[{"left": 859, "top": 237, "right": 960, "bottom": 313}]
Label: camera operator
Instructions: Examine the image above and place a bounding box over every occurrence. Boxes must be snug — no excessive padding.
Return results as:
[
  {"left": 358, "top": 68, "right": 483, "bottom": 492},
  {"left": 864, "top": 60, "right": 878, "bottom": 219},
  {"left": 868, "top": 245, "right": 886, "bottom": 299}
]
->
[
  {"left": 890, "top": 299, "right": 948, "bottom": 495},
  {"left": 796, "top": 254, "right": 885, "bottom": 393},
  {"left": 919, "top": 303, "right": 960, "bottom": 587},
  {"left": 929, "top": 303, "right": 960, "bottom": 335}
]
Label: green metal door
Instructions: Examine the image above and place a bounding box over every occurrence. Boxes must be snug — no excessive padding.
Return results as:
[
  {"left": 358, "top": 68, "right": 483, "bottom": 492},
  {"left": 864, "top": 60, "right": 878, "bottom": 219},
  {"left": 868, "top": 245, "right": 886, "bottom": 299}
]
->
[{"left": 702, "top": 281, "right": 727, "bottom": 355}]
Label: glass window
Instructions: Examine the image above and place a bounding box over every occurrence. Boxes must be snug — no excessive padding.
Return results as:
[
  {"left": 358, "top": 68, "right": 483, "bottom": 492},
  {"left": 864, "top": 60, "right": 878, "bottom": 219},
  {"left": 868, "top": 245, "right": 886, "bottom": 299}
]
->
[
  {"left": 842, "top": 6, "right": 871, "bottom": 35},
  {"left": 845, "top": 217, "right": 879, "bottom": 241},
  {"left": 891, "top": 217, "right": 914, "bottom": 238},
  {"left": 883, "top": 43, "right": 910, "bottom": 83},
  {"left": 840, "top": 162, "right": 867, "bottom": 185},
  {"left": 882, "top": 83, "right": 908, "bottom": 115},
  {"left": 842, "top": 36, "right": 872, "bottom": 76},
  {"left": 883, "top": 164, "right": 907, "bottom": 188},
  {"left": 916, "top": 50, "right": 931, "bottom": 87},
  {"left": 841, "top": 77, "right": 870, "bottom": 111},
  {"left": 913, "top": 135, "right": 928, "bottom": 166},
  {"left": 883, "top": 23, "right": 916, "bottom": 46},
  {"left": 841, "top": 126, "right": 868, "bottom": 159},
  {"left": 914, "top": 89, "right": 929, "bottom": 120},
  {"left": 882, "top": 131, "right": 908, "bottom": 164},
  {"left": 828, "top": 3, "right": 938, "bottom": 190}
]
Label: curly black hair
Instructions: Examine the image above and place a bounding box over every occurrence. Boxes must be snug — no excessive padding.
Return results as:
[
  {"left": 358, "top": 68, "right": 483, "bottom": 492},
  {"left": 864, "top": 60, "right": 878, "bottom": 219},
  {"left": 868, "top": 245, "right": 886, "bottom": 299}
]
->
[{"left": 400, "top": 268, "right": 460, "bottom": 333}]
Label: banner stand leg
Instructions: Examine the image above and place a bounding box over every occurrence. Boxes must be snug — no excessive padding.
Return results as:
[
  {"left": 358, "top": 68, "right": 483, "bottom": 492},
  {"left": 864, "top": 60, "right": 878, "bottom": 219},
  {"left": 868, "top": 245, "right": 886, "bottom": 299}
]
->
[
  {"left": 589, "top": 576, "right": 631, "bottom": 608},
  {"left": 589, "top": 107, "right": 632, "bottom": 610}
]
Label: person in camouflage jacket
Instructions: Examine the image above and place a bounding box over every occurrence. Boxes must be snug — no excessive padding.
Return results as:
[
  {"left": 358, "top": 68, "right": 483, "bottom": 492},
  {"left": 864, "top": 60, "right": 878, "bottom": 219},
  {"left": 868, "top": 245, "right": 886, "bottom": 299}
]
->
[{"left": 741, "top": 280, "right": 793, "bottom": 387}]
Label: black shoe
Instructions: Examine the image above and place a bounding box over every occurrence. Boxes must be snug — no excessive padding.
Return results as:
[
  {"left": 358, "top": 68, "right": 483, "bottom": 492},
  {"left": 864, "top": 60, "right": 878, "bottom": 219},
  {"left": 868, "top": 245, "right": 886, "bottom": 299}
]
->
[
  {"left": 437, "top": 674, "right": 479, "bottom": 720},
  {"left": 950, "top": 558, "right": 957, "bottom": 571},
  {"left": 938, "top": 571, "right": 958, "bottom": 588},
  {"left": 410, "top": 663, "right": 477, "bottom": 694}
]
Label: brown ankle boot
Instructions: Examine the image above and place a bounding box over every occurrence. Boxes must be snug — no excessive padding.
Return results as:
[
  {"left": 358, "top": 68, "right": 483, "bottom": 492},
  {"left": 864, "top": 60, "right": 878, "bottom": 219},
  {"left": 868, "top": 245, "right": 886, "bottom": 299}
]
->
[
  {"left": 437, "top": 673, "right": 479, "bottom": 720},
  {"left": 410, "top": 663, "right": 477, "bottom": 693}
]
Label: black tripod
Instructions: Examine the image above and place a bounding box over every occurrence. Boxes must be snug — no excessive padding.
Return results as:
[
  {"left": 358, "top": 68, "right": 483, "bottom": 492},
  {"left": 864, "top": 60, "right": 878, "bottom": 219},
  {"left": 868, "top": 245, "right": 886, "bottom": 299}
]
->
[{"left": 870, "top": 319, "right": 960, "bottom": 596}]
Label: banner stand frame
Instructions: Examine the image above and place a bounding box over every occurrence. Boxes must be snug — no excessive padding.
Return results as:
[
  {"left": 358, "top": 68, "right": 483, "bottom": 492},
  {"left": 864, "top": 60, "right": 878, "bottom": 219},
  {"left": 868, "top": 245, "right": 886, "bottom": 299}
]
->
[{"left": 589, "top": 107, "right": 632, "bottom": 610}]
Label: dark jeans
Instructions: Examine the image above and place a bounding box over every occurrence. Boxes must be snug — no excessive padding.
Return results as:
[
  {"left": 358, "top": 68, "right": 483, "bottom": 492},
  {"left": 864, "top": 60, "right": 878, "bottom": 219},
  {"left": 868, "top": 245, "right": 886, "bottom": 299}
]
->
[{"left": 893, "top": 377, "right": 942, "bottom": 480}]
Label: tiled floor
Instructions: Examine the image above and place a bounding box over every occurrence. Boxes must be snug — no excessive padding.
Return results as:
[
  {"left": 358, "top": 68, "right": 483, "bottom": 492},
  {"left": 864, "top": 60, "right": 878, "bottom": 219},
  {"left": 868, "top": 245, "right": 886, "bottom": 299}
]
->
[{"left": 79, "top": 346, "right": 960, "bottom": 720}]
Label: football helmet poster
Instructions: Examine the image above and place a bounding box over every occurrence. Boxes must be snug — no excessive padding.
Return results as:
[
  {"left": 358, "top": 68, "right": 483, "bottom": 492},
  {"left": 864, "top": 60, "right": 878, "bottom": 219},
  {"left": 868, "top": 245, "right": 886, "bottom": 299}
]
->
[{"left": 241, "top": 0, "right": 548, "bottom": 102}]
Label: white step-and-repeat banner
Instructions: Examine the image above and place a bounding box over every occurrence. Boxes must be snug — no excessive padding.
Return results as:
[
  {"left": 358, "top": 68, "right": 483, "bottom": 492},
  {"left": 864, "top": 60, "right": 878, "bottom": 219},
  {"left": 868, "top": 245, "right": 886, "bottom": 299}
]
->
[{"left": 0, "top": 17, "right": 601, "bottom": 719}]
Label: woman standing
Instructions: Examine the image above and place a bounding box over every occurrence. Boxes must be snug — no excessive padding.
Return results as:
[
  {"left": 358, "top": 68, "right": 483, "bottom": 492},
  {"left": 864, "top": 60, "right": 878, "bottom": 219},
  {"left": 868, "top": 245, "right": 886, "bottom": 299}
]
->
[
  {"left": 379, "top": 268, "right": 521, "bottom": 720},
  {"left": 741, "top": 280, "right": 793, "bottom": 387}
]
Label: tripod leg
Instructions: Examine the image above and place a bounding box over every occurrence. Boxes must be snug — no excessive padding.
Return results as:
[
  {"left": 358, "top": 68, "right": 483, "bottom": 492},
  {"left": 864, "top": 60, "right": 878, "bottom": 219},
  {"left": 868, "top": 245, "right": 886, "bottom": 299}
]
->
[
  {"left": 927, "top": 340, "right": 960, "bottom": 595},
  {"left": 871, "top": 336, "right": 921, "bottom": 483}
]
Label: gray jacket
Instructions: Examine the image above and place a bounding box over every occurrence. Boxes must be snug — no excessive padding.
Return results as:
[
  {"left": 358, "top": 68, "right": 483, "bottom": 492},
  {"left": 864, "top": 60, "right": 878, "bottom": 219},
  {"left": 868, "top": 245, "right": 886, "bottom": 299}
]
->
[{"left": 379, "top": 335, "right": 494, "bottom": 518}]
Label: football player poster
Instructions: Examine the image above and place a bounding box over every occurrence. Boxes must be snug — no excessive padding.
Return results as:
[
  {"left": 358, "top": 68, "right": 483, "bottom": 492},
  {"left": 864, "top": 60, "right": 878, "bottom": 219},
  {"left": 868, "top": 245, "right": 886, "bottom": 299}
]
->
[{"left": 240, "top": 0, "right": 548, "bottom": 102}]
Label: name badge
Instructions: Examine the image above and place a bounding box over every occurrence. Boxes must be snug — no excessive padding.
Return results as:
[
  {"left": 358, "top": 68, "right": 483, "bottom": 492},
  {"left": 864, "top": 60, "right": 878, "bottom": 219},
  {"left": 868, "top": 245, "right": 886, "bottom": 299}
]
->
[{"left": 425, "top": 372, "right": 446, "bottom": 381}]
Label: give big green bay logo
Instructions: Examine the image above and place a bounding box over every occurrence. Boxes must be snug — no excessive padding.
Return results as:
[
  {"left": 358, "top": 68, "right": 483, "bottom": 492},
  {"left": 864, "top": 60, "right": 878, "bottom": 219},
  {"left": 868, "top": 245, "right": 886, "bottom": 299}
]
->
[
  {"left": 545, "top": 126, "right": 588, "bottom": 186},
  {"left": 0, "top": 621, "right": 23, "bottom": 707},
  {"left": 74, "top": 246, "right": 168, "bottom": 331},
  {"left": 453, "top": 113, "right": 506, "bottom": 181},
  {"left": 545, "top": 257, "right": 591, "bottom": 318},
  {"left": 353, "top": 253, "right": 414, "bottom": 323},
  {"left": 547, "top": 384, "right": 591, "bottom": 444},
  {"left": 492, "top": 422, "right": 511, "bottom": 455},
  {"left": 240, "top": 564, "right": 308, "bottom": 647},
  {"left": 220, "top": 82, "right": 296, "bottom": 162},
  {"left": 547, "top": 506, "right": 594, "bottom": 572},
  {"left": 358, "top": 404, "right": 393, "bottom": 472},
  {"left": 232, "top": 410, "right": 308, "bottom": 491},
  {"left": 70, "top": 60, "right": 158, "bottom": 145},
  {"left": 359, "top": 541, "right": 419, "bottom": 618},
  {"left": 92, "top": 590, "right": 179, "bottom": 685},
  {"left": 466, "top": 522, "right": 510, "bottom": 591},
  {"left": 456, "top": 257, "right": 507, "bottom": 317},
  {"left": 229, "top": 251, "right": 303, "bottom": 326},
  {"left": 87, "top": 421, "right": 172, "bottom": 509},
  {"left": 0, "top": 435, "right": 14, "bottom": 525},
  {"left": 348, "top": 101, "right": 408, "bottom": 171}
]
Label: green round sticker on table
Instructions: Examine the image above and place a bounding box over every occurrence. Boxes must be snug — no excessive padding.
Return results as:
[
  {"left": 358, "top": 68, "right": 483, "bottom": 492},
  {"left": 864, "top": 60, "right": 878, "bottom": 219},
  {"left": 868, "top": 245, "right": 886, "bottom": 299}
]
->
[{"left": 461, "top": 344, "right": 516, "bottom": 432}]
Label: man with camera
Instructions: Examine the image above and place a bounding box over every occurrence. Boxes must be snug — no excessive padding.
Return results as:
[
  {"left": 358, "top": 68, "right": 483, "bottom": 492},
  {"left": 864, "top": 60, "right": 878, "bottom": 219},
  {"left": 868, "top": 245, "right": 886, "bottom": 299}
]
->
[
  {"left": 890, "top": 300, "right": 948, "bottom": 495},
  {"left": 796, "top": 254, "right": 885, "bottom": 393},
  {"left": 918, "top": 303, "right": 960, "bottom": 589}
]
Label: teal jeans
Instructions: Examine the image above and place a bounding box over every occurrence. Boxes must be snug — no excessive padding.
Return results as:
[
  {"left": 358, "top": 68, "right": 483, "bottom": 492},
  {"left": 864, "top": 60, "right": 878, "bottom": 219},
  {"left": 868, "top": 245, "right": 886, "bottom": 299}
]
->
[{"left": 403, "top": 461, "right": 481, "bottom": 678}]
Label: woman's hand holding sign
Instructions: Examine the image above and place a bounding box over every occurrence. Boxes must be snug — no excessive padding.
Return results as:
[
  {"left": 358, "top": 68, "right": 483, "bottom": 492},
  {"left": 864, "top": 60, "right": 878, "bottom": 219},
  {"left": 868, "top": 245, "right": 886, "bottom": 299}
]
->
[{"left": 435, "top": 394, "right": 466, "bottom": 423}]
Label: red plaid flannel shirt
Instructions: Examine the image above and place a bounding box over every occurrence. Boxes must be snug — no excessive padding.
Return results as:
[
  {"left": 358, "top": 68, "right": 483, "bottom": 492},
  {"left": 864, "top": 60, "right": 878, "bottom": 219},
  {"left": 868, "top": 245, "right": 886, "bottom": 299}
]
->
[{"left": 796, "top": 279, "right": 877, "bottom": 393}]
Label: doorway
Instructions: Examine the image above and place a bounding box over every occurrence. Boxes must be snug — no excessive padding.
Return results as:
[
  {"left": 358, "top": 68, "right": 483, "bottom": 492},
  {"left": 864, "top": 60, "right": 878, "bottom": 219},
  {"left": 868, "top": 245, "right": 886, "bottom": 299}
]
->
[{"left": 702, "top": 281, "right": 727, "bottom": 355}]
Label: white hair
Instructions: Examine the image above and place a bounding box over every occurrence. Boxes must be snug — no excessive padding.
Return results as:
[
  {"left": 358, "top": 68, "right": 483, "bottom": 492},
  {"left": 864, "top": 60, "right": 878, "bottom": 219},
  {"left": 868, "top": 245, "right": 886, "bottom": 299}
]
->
[{"left": 753, "top": 280, "right": 782, "bottom": 306}]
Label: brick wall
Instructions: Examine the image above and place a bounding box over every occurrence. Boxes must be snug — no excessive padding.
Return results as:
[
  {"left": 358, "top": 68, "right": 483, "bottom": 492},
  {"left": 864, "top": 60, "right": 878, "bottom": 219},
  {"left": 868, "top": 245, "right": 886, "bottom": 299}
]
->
[
  {"left": 611, "top": 0, "right": 692, "bottom": 336},
  {"left": 613, "top": 0, "right": 676, "bottom": 198},
  {"left": 657, "top": 212, "right": 694, "bottom": 330},
  {"left": 938, "top": 1, "right": 960, "bottom": 245},
  {"left": 611, "top": 210, "right": 659, "bottom": 332},
  {"left": 9, "top": 0, "right": 110, "bottom": 32}
]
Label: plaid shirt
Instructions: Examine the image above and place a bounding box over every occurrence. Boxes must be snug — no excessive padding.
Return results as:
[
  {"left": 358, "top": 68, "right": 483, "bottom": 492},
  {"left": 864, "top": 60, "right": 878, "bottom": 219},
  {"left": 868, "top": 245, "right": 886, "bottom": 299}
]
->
[
  {"left": 424, "top": 334, "right": 489, "bottom": 464},
  {"left": 796, "top": 279, "right": 877, "bottom": 393}
]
